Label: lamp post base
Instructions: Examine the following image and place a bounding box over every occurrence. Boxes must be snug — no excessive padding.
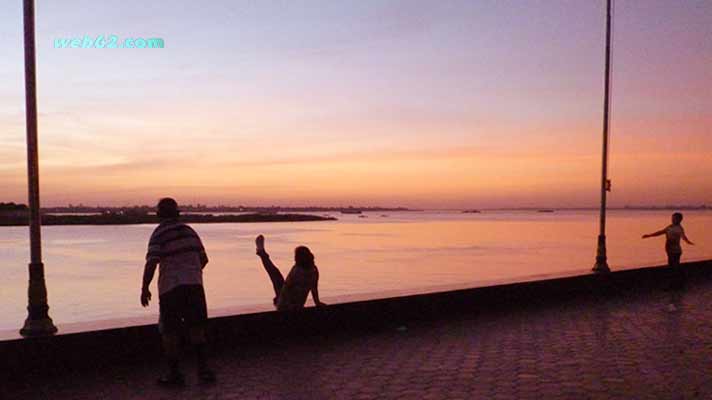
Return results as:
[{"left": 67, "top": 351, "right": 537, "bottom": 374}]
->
[
  {"left": 20, "top": 262, "right": 58, "bottom": 337},
  {"left": 592, "top": 234, "right": 611, "bottom": 273},
  {"left": 592, "top": 258, "right": 610, "bottom": 273},
  {"left": 20, "top": 316, "right": 57, "bottom": 337}
]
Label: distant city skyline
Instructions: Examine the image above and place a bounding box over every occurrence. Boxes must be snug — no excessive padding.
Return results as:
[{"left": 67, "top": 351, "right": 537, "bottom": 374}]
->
[{"left": 1, "top": 1, "right": 711, "bottom": 208}]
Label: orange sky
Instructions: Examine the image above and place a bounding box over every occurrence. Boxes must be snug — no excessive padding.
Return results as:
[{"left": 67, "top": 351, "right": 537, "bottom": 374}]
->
[{"left": 1, "top": 1, "right": 710, "bottom": 208}]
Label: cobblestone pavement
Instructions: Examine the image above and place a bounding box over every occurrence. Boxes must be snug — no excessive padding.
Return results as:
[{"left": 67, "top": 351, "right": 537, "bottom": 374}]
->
[{"left": 5, "top": 279, "right": 712, "bottom": 400}]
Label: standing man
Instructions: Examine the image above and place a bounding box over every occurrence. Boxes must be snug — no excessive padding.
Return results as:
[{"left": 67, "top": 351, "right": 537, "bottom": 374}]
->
[{"left": 141, "top": 197, "right": 215, "bottom": 386}]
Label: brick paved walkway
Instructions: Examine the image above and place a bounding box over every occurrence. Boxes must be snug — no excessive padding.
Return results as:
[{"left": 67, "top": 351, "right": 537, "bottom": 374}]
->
[{"left": 5, "top": 279, "right": 712, "bottom": 399}]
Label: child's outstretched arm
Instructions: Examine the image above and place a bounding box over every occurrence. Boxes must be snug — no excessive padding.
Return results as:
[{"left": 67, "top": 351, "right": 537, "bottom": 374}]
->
[
  {"left": 642, "top": 228, "right": 666, "bottom": 239},
  {"left": 683, "top": 233, "right": 694, "bottom": 245}
]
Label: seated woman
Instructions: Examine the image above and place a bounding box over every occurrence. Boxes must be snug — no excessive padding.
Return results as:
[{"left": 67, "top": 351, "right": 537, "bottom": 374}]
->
[{"left": 255, "top": 235, "right": 326, "bottom": 310}]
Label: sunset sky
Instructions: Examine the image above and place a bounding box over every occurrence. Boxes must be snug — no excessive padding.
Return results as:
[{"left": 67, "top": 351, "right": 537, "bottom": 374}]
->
[{"left": 0, "top": 0, "right": 710, "bottom": 208}]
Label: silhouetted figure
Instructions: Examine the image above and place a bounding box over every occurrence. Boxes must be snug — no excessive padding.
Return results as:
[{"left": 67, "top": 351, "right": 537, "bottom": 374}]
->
[
  {"left": 141, "top": 198, "right": 215, "bottom": 386},
  {"left": 255, "top": 235, "right": 326, "bottom": 310},
  {"left": 642, "top": 212, "right": 695, "bottom": 289}
]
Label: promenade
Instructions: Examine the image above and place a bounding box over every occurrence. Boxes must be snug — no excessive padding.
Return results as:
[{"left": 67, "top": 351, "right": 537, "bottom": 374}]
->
[{"left": 4, "top": 272, "right": 712, "bottom": 399}]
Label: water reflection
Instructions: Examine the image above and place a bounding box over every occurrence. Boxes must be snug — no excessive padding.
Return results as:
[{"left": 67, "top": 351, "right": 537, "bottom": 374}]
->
[{"left": 1, "top": 210, "right": 710, "bottom": 330}]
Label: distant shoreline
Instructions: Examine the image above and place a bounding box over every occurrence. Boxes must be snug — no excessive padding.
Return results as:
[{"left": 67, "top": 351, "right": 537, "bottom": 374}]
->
[
  {"left": 479, "top": 207, "right": 711, "bottom": 212},
  {"left": 39, "top": 206, "right": 420, "bottom": 214},
  {"left": 0, "top": 213, "right": 336, "bottom": 227}
]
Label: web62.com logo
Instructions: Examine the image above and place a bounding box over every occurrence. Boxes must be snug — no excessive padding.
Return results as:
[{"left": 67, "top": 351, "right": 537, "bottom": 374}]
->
[{"left": 54, "top": 35, "right": 164, "bottom": 49}]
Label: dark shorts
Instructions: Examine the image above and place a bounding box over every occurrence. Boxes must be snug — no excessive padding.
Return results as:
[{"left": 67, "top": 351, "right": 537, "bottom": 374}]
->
[
  {"left": 159, "top": 285, "right": 208, "bottom": 335},
  {"left": 667, "top": 252, "right": 681, "bottom": 267}
]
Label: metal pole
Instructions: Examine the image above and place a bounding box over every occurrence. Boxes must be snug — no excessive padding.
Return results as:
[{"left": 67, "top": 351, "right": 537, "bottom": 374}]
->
[
  {"left": 593, "top": 0, "right": 612, "bottom": 273},
  {"left": 20, "top": 0, "right": 57, "bottom": 336}
]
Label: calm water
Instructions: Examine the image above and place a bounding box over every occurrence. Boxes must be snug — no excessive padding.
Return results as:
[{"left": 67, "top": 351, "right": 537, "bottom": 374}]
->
[{"left": 1, "top": 210, "right": 710, "bottom": 331}]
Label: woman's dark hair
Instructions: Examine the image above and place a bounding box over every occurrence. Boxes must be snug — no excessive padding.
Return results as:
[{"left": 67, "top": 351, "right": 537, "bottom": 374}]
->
[
  {"left": 294, "top": 246, "right": 315, "bottom": 268},
  {"left": 157, "top": 197, "right": 180, "bottom": 219}
]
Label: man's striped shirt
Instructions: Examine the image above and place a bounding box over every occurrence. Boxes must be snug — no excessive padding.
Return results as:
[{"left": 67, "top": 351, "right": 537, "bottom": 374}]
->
[{"left": 146, "top": 219, "right": 208, "bottom": 295}]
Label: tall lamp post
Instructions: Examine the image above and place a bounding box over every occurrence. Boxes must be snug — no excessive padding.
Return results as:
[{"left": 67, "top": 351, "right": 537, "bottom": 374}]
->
[
  {"left": 20, "top": 0, "right": 57, "bottom": 336},
  {"left": 592, "top": 0, "right": 613, "bottom": 273}
]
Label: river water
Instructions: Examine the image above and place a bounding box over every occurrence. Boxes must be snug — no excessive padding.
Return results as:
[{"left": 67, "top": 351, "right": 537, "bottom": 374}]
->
[{"left": 1, "top": 210, "right": 709, "bottom": 331}]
